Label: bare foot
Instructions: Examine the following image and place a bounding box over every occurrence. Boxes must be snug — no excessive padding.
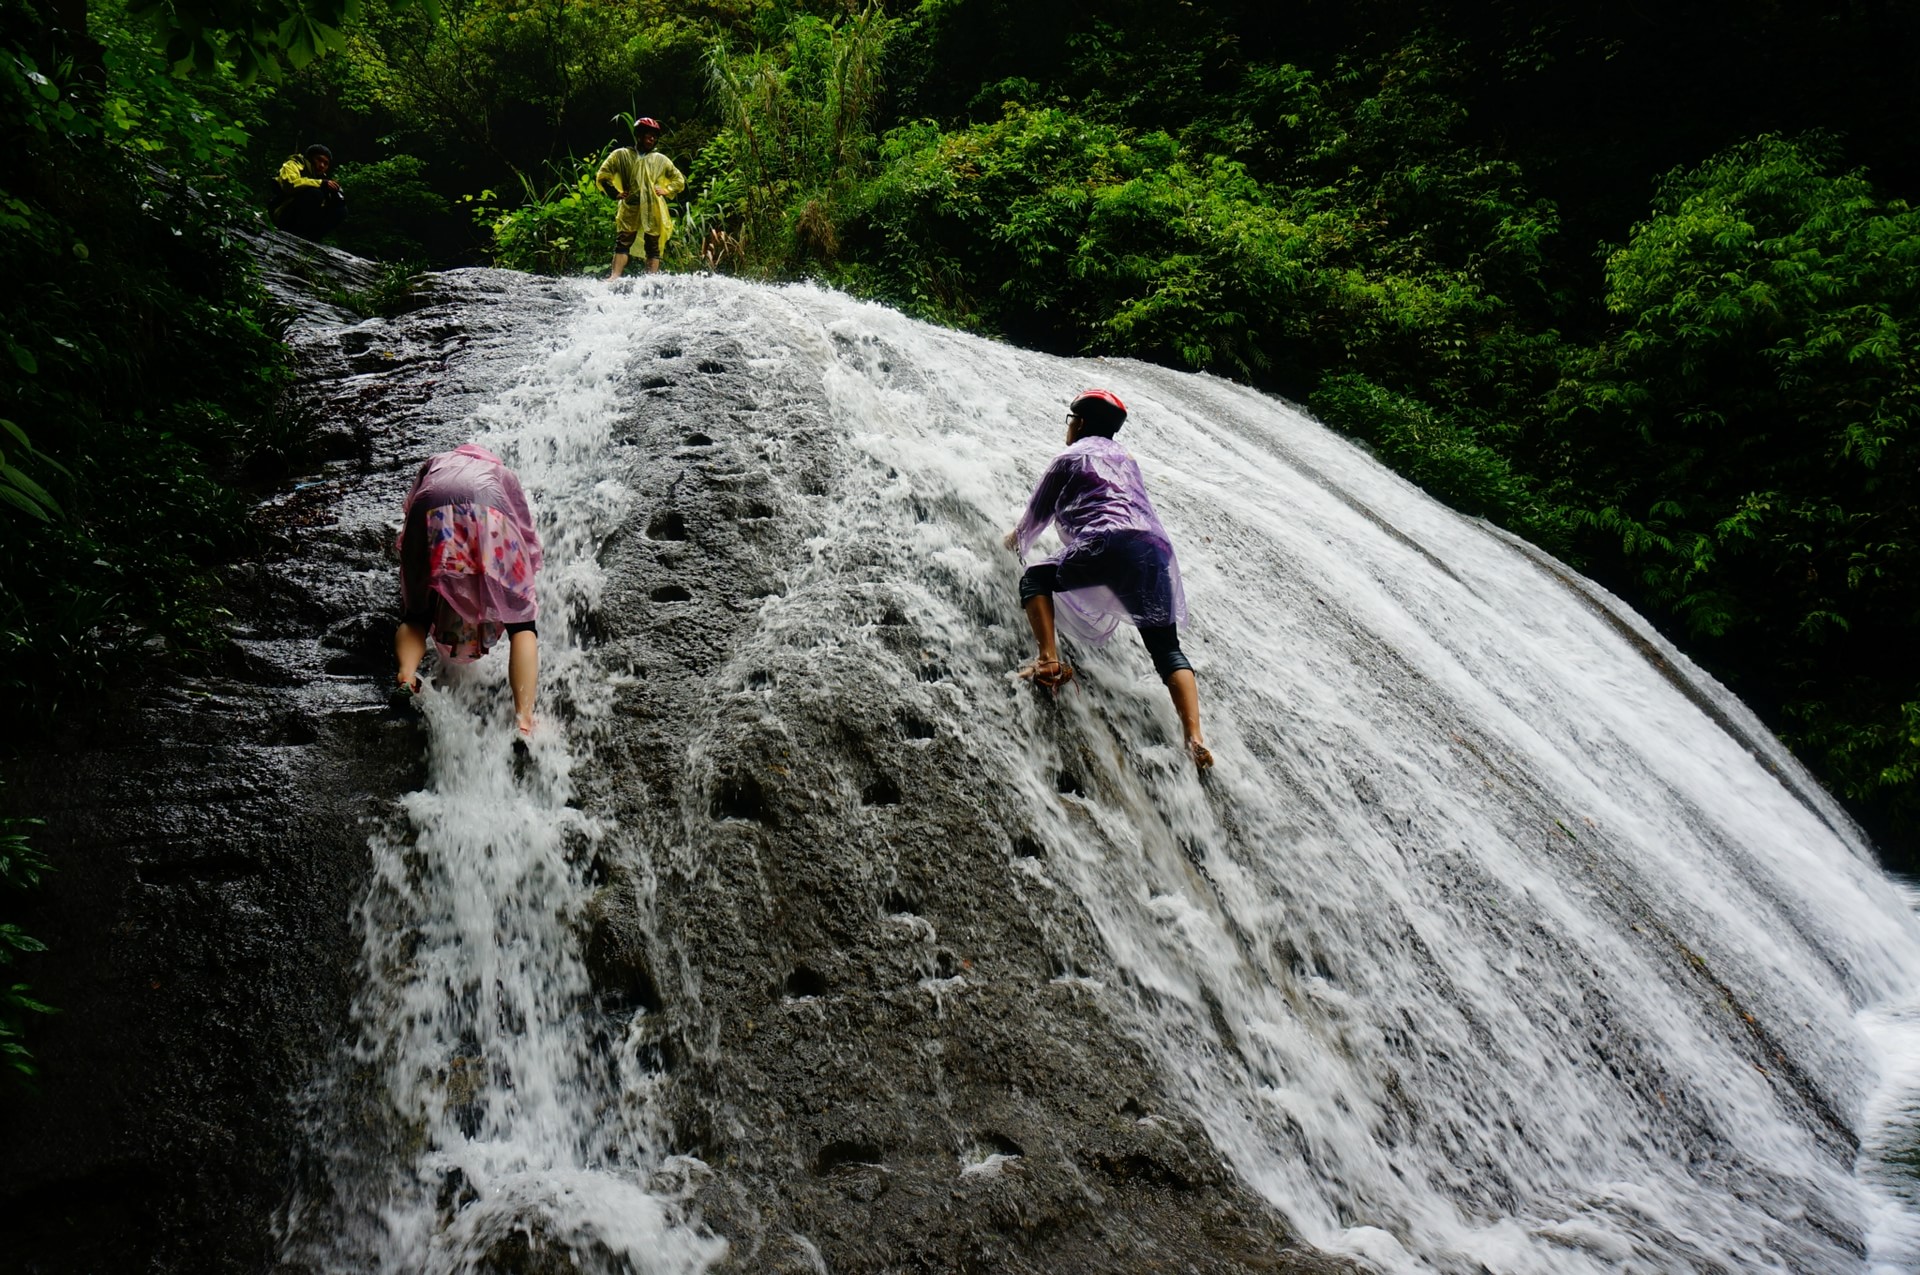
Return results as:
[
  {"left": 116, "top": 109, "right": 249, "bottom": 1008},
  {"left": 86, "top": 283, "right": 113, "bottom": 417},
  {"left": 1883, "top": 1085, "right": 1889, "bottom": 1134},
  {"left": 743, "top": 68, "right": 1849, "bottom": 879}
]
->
[{"left": 1187, "top": 738, "right": 1214, "bottom": 770}]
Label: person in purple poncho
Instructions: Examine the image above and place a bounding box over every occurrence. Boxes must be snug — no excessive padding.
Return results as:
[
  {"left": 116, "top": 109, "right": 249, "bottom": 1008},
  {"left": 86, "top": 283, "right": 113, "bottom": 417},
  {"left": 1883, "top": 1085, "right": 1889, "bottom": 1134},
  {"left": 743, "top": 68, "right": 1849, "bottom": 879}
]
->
[
  {"left": 393, "top": 444, "right": 544, "bottom": 740},
  {"left": 1003, "top": 389, "right": 1212, "bottom": 769}
]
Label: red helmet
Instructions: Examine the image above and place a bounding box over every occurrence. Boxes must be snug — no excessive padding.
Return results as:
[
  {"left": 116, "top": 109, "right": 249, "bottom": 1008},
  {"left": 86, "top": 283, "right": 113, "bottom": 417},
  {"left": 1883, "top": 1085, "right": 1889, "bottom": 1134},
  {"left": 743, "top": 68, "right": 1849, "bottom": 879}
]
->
[
  {"left": 634, "top": 116, "right": 663, "bottom": 134},
  {"left": 1069, "top": 388, "right": 1127, "bottom": 431}
]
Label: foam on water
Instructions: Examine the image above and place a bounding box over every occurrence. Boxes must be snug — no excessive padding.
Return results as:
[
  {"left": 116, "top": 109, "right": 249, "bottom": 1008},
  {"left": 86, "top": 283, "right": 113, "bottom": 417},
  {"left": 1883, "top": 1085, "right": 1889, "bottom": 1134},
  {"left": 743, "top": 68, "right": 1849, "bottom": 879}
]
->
[
  {"left": 675, "top": 276, "right": 1920, "bottom": 1273},
  {"left": 1857, "top": 883, "right": 1920, "bottom": 1274}
]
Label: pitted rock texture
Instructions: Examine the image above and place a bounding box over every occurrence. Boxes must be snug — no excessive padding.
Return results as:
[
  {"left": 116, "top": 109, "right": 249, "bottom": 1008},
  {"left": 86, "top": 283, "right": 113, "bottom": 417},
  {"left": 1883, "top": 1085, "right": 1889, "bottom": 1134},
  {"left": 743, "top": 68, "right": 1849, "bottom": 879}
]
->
[
  {"left": 2, "top": 256, "right": 1356, "bottom": 1274},
  {"left": 578, "top": 330, "right": 1354, "bottom": 1275}
]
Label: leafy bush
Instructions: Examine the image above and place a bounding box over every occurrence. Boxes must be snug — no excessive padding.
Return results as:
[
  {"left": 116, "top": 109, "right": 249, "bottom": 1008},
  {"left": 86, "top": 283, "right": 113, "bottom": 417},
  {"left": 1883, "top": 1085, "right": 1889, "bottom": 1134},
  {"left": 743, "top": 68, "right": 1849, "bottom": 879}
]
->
[
  {"left": 0, "top": 797, "right": 52, "bottom": 1082},
  {"left": 328, "top": 152, "right": 447, "bottom": 261},
  {"left": 1546, "top": 135, "right": 1920, "bottom": 834},
  {"left": 2, "top": 0, "right": 289, "bottom": 711},
  {"left": 1312, "top": 374, "right": 1566, "bottom": 547},
  {"left": 698, "top": 6, "right": 899, "bottom": 270},
  {"left": 475, "top": 170, "right": 607, "bottom": 276},
  {"left": 8, "top": 0, "right": 1917, "bottom": 865}
]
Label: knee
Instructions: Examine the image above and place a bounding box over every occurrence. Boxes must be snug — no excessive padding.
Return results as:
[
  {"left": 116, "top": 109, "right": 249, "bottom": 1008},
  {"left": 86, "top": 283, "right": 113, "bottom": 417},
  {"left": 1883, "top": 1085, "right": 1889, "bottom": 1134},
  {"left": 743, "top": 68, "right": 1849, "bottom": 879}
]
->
[
  {"left": 1139, "top": 624, "right": 1190, "bottom": 682},
  {"left": 1152, "top": 648, "right": 1192, "bottom": 683},
  {"left": 1018, "top": 564, "right": 1057, "bottom": 605}
]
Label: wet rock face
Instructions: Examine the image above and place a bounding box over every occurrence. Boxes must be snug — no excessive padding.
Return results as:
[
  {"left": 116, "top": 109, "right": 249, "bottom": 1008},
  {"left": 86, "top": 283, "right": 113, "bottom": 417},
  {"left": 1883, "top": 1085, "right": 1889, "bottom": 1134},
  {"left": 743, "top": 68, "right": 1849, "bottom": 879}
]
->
[
  {"left": 0, "top": 255, "right": 573, "bottom": 1273},
  {"left": 581, "top": 336, "right": 1353, "bottom": 1274},
  {"left": 2, "top": 258, "right": 1355, "bottom": 1274}
]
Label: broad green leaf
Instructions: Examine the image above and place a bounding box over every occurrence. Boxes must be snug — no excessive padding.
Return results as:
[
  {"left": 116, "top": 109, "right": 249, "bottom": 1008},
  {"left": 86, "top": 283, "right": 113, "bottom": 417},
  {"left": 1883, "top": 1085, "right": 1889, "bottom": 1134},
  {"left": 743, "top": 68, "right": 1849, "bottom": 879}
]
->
[
  {"left": 0, "top": 463, "right": 60, "bottom": 515},
  {"left": 0, "top": 488, "right": 49, "bottom": 521}
]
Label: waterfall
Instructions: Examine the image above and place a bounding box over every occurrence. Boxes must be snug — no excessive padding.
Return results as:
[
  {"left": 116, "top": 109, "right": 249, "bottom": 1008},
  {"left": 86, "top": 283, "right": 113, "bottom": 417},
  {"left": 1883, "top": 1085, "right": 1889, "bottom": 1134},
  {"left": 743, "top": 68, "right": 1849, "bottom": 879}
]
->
[
  {"left": 279, "top": 278, "right": 729, "bottom": 1274},
  {"left": 286, "top": 272, "right": 1920, "bottom": 1274}
]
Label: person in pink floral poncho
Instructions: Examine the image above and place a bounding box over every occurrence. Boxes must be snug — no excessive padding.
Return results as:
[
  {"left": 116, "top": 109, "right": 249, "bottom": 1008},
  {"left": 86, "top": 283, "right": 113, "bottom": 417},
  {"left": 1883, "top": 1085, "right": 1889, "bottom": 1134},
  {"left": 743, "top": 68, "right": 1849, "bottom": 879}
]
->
[{"left": 394, "top": 443, "right": 543, "bottom": 738}]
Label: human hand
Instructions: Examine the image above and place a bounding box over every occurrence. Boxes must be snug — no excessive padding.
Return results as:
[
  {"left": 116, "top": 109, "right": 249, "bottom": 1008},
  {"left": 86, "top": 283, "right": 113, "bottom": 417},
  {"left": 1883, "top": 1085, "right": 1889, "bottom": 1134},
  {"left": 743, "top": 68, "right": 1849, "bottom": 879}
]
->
[
  {"left": 654, "top": 183, "right": 669, "bottom": 196},
  {"left": 1002, "top": 529, "right": 1019, "bottom": 551}
]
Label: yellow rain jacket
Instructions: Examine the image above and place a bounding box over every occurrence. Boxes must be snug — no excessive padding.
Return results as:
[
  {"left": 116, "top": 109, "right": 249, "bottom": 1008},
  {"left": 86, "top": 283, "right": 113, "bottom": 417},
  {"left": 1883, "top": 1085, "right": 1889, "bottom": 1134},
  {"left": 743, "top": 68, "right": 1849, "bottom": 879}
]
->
[
  {"left": 596, "top": 147, "right": 686, "bottom": 243},
  {"left": 273, "top": 153, "right": 324, "bottom": 214}
]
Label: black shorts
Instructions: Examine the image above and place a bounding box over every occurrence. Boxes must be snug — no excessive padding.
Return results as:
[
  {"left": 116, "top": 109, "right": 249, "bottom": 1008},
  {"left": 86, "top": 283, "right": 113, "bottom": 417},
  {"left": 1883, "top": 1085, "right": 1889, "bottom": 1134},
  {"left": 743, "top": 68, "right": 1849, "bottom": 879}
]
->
[
  {"left": 1031, "top": 533, "right": 1176, "bottom": 622},
  {"left": 615, "top": 230, "right": 661, "bottom": 259},
  {"left": 1018, "top": 561, "right": 1190, "bottom": 682},
  {"left": 402, "top": 608, "right": 535, "bottom": 639}
]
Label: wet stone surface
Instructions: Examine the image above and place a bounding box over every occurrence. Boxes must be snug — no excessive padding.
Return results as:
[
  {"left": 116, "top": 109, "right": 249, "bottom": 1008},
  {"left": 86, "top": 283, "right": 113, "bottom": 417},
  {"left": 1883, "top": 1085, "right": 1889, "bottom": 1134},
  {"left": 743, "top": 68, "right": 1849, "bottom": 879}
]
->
[{"left": 577, "top": 308, "right": 1353, "bottom": 1273}]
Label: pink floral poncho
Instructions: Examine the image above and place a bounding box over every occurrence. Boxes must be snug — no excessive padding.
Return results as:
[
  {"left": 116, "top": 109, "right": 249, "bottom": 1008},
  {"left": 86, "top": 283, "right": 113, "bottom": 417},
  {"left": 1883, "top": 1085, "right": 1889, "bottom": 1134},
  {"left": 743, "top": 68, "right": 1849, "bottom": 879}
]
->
[
  {"left": 398, "top": 444, "right": 542, "bottom": 662},
  {"left": 1013, "top": 435, "right": 1187, "bottom": 644}
]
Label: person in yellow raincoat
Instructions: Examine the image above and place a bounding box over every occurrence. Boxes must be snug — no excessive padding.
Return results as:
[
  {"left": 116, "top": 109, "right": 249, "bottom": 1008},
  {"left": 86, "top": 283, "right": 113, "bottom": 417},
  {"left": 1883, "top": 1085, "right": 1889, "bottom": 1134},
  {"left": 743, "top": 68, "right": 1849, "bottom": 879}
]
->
[
  {"left": 271, "top": 143, "right": 346, "bottom": 241},
  {"left": 596, "top": 117, "right": 685, "bottom": 278}
]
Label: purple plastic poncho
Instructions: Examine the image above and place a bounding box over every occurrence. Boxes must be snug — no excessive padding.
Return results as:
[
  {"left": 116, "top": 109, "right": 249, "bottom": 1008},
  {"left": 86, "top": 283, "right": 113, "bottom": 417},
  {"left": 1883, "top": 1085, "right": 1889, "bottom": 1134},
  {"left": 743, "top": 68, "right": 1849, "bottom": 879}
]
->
[
  {"left": 1014, "top": 435, "right": 1186, "bottom": 644},
  {"left": 398, "top": 444, "right": 542, "bottom": 662}
]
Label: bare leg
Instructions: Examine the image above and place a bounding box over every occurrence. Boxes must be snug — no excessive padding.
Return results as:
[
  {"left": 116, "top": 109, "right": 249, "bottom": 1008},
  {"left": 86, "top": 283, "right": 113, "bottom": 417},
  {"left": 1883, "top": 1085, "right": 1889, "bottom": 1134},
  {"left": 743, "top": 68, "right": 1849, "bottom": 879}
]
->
[
  {"left": 395, "top": 621, "right": 428, "bottom": 688},
  {"left": 609, "top": 251, "right": 630, "bottom": 280},
  {"left": 1165, "top": 668, "right": 1211, "bottom": 768},
  {"left": 1022, "top": 594, "right": 1060, "bottom": 664},
  {"left": 508, "top": 630, "right": 538, "bottom": 734},
  {"left": 1018, "top": 594, "right": 1074, "bottom": 689},
  {"left": 645, "top": 256, "right": 662, "bottom": 274}
]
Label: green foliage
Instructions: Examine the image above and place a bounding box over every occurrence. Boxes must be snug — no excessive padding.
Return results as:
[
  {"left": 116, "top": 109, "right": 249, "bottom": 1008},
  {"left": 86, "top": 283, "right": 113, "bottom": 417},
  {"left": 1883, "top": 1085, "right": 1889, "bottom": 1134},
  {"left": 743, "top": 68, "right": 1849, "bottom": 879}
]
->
[
  {"left": 473, "top": 170, "right": 607, "bottom": 276},
  {"left": 700, "top": 6, "right": 898, "bottom": 268},
  {"left": 128, "top": 0, "right": 437, "bottom": 81},
  {"left": 327, "top": 153, "right": 446, "bottom": 260},
  {"left": 270, "top": 0, "right": 720, "bottom": 264},
  {"left": 1784, "top": 694, "right": 1920, "bottom": 841},
  {"left": 6, "top": 0, "right": 1917, "bottom": 863},
  {"left": 849, "top": 81, "right": 1560, "bottom": 393},
  {"left": 322, "top": 0, "right": 1916, "bottom": 854},
  {"left": 0, "top": 793, "right": 54, "bottom": 1080},
  {"left": 1311, "top": 374, "right": 1566, "bottom": 547},
  {"left": 2, "top": 0, "right": 291, "bottom": 716},
  {"left": 1544, "top": 135, "right": 1920, "bottom": 834},
  {"left": 0, "top": 419, "right": 69, "bottom": 523},
  {"left": 317, "top": 0, "right": 699, "bottom": 183}
]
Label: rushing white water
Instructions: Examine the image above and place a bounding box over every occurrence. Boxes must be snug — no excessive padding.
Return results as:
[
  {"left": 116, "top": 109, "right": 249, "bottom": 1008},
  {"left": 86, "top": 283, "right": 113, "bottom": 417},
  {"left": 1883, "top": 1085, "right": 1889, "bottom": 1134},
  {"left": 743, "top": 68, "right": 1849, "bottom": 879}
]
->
[
  {"left": 663, "top": 276, "right": 1920, "bottom": 1273},
  {"left": 282, "top": 279, "right": 728, "bottom": 1274},
  {"left": 291, "top": 271, "right": 1920, "bottom": 1274}
]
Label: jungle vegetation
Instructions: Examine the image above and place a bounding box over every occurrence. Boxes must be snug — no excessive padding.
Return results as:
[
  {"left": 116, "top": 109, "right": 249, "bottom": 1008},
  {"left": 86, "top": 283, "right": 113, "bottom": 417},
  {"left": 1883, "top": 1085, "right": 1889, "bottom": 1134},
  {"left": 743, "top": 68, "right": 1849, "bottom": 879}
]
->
[{"left": 3, "top": 0, "right": 1918, "bottom": 1065}]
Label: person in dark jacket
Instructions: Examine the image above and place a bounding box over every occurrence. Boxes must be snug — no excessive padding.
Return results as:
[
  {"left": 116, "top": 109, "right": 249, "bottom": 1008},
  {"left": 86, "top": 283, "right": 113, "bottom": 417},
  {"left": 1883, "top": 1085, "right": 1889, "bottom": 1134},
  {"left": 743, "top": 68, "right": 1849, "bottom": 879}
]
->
[{"left": 271, "top": 144, "right": 347, "bottom": 241}]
